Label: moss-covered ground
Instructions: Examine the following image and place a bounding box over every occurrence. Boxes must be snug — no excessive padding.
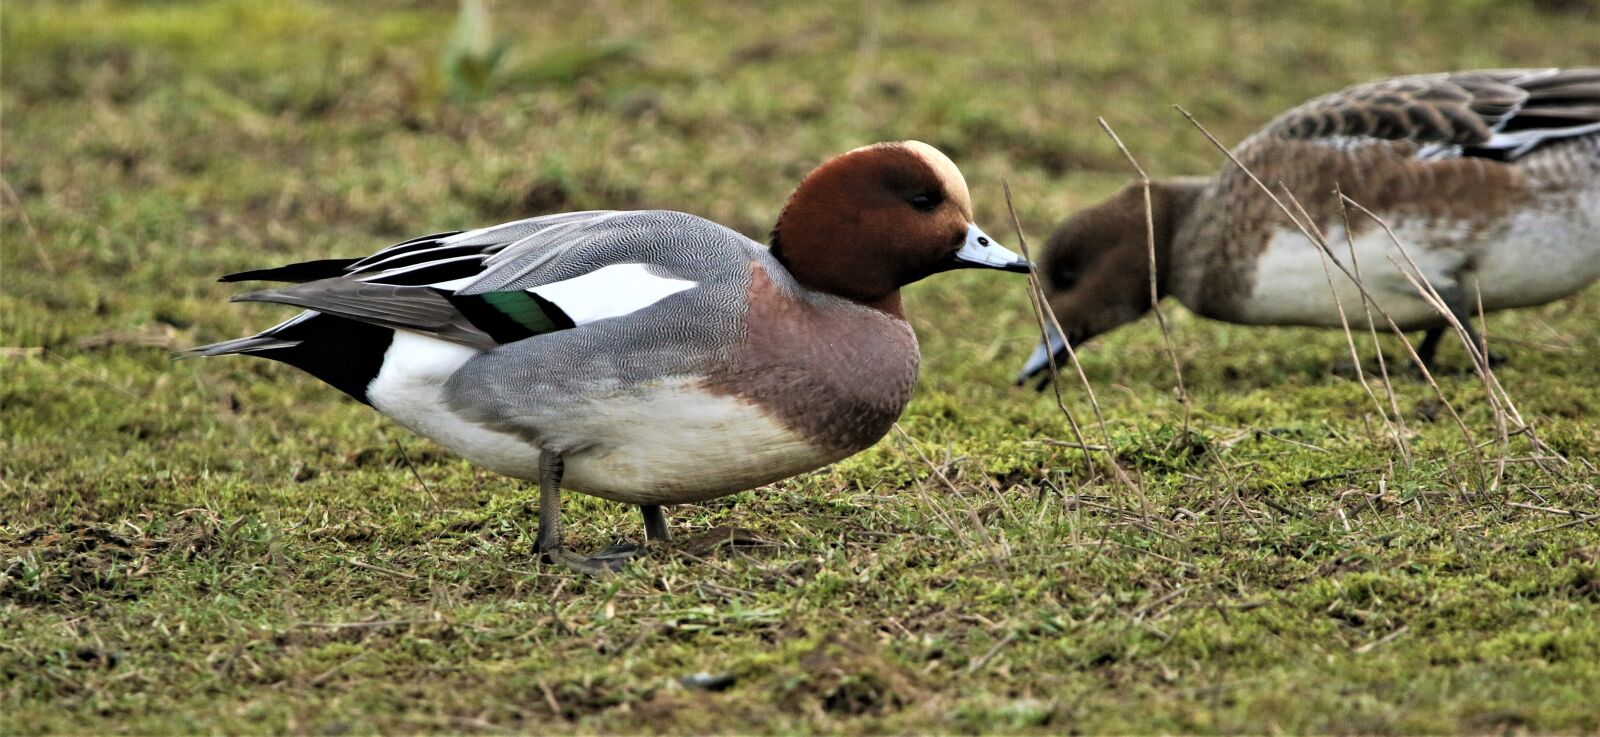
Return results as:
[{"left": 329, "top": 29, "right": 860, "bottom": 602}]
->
[{"left": 4, "top": 1, "right": 1599, "bottom": 732}]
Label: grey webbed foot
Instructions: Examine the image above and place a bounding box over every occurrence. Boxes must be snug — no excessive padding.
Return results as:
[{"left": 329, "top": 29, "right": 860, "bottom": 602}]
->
[
  {"left": 533, "top": 481, "right": 668, "bottom": 575},
  {"left": 1330, "top": 356, "right": 1425, "bottom": 381},
  {"left": 542, "top": 546, "right": 635, "bottom": 575},
  {"left": 594, "top": 540, "right": 645, "bottom": 559},
  {"left": 537, "top": 538, "right": 648, "bottom": 575}
]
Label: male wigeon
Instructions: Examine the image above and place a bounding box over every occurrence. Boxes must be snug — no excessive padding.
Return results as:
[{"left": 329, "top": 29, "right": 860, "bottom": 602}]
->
[
  {"left": 193, "top": 141, "right": 1029, "bottom": 573},
  {"left": 1019, "top": 68, "right": 1600, "bottom": 385}
]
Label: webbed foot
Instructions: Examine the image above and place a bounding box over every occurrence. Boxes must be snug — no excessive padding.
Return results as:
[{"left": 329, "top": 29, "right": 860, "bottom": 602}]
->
[{"left": 541, "top": 542, "right": 645, "bottom": 575}]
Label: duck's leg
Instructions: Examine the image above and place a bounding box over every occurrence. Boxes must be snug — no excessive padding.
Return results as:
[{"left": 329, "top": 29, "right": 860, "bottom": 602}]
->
[
  {"left": 585, "top": 505, "right": 669, "bottom": 561},
  {"left": 533, "top": 454, "right": 565, "bottom": 556},
  {"left": 1447, "top": 309, "right": 1506, "bottom": 369},
  {"left": 535, "top": 454, "right": 634, "bottom": 575},
  {"left": 1415, "top": 327, "right": 1446, "bottom": 371},
  {"left": 641, "top": 504, "right": 670, "bottom": 543},
  {"left": 1413, "top": 287, "right": 1505, "bottom": 372}
]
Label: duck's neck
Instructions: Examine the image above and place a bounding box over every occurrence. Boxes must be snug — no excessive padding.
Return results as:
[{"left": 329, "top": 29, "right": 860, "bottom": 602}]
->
[
  {"left": 770, "top": 226, "right": 906, "bottom": 318},
  {"left": 1147, "top": 177, "right": 1210, "bottom": 298},
  {"left": 860, "top": 291, "right": 905, "bottom": 318}
]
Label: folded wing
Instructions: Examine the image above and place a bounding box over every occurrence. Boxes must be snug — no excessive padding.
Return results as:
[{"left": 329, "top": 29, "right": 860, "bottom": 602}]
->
[
  {"left": 217, "top": 210, "right": 742, "bottom": 350},
  {"left": 1242, "top": 68, "right": 1600, "bottom": 163}
]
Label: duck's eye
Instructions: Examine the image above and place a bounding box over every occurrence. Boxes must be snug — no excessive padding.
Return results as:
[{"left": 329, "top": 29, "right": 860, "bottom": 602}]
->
[
  {"left": 1055, "top": 270, "right": 1079, "bottom": 291},
  {"left": 908, "top": 192, "right": 942, "bottom": 213}
]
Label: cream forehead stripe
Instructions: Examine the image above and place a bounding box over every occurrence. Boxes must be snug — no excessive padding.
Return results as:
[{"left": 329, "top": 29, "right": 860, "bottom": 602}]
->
[
  {"left": 847, "top": 141, "right": 974, "bottom": 220},
  {"left": 901, "top": 140, "right": 973, "bottom": 219}
]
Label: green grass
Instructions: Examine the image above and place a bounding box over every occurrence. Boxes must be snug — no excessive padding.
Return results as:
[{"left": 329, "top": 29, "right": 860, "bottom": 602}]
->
[{"left": 4, "top": 0, "right": 1600, "bottom": 733}]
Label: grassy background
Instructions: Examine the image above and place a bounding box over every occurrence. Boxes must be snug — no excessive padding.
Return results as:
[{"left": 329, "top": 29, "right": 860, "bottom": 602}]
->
[{"left": 4, "top": 0, "right": 1600, "bottom": 733}]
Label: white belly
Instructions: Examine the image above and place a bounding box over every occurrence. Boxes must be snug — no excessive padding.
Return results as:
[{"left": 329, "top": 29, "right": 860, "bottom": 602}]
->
[
  {"left": 367, "top": 331, "right": 840, "bottom": 506},
  {"left": 1467, "top": 199, "right": 1600, "bottom": 310},
  {"left": 1237, "top": 225, "right": 1463, "bottom": 328},
  {"left": 553, "top": 378, "right": 844, "bottom": 505},
  {"left": 1238, "top": 203, "right": 1600, "bottom": 330}
]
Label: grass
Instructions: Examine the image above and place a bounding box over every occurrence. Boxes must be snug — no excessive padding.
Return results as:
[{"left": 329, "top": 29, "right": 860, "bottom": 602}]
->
[{"left": 4, "top": 0, "right": 1600, "bottom": 732}]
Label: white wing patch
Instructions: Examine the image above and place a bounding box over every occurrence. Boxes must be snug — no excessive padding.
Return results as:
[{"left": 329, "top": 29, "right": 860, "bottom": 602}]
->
[
  {"left": 527, "top": 263, "right": 697, "bottom": 324},
  {"left": 431, "top": 262, "right": 697, "bottom": 327}
]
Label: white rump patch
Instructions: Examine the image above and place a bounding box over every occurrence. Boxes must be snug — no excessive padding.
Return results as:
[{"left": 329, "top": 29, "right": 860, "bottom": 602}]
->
[{"left": 367, "top": 331, "right": 545, "bottom": 479}]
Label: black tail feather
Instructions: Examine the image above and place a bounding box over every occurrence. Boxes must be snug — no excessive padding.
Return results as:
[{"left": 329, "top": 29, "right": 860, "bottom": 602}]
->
[
  {"left": 183, "top": 335, "right": 299, "bottom": 357},
  {"left": 220, "top": 258, "right": 361, "bottom": 283},
  {"left": 190, "top": 313, "right": 393, "bottom": 405}
]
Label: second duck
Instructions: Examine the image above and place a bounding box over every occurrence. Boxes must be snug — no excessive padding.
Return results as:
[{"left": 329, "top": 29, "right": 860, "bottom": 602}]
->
[{"left": 1020, "top": 68, "right": 1600, "bottom": 384}]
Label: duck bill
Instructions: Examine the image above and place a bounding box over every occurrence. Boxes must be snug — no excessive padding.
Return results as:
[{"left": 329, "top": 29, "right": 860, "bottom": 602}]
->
[
  {"left": 949, "top": 224, "right": 1030, "bottom": 273},
  {"left": 1016, "top": 322, "right": 1067, "bottom": 384},
  {"left": 1015, "top": 322, "right": 1088, "bottom": 389}
]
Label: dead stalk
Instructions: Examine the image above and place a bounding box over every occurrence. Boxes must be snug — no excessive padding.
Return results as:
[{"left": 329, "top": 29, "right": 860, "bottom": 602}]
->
[
  {"left": 1342, "top": 194, "right": 1558, "bottom": 483},
  {"left": 891, "top": 423, "right": 1009, "bottom": 572},
  {"left": 1333, "top": 187, "right": 1414, "bottom": 467},
  {"left": 1096, "top": 118, "right": 1191, "bottom": 434},
  {"left": 1008, "top": 187, "right": 1095, "bottom": 472},
  {"left": 1003, "top": 181, "right": 1150, "bottom": 519},
  {"left": 1281, "top": 185, "right": 1412, "bottom": 467}
]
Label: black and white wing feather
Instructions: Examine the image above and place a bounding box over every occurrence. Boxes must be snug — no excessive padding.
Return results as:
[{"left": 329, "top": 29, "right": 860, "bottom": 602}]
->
[
  {"left": 210, "top": 210, "right": 752, "bottom": 351},
  {"left": 1241, "top": 68, "right": 1600, "bottom": 162}
]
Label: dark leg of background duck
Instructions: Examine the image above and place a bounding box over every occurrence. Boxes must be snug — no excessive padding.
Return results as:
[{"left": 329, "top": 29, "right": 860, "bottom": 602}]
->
[
  {"left": 1416, "top": 328, "right": 1447, "bottom": 369},
  {"left": 1031, "top": 365, "right": 1059, "bottom": 392},
  {"left": 1416, "top": 286, "right": 1506, "bottom": 370}
]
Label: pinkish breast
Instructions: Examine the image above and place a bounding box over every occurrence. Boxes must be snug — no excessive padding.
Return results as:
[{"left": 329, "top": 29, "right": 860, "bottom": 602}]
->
[{"left": 703, "top": 265, "right": 920, "bottom": 456}]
